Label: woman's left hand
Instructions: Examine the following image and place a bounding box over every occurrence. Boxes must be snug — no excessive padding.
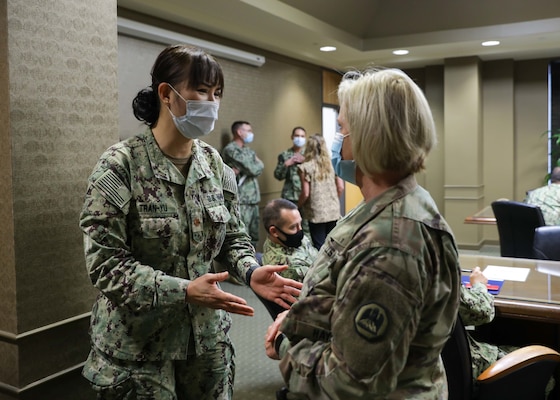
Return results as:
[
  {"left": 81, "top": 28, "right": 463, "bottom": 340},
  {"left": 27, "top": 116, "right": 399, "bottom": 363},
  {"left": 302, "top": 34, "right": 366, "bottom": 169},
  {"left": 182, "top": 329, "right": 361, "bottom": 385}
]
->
[{"left": 186, "top": 271, "right": 255, "bottom": 316}]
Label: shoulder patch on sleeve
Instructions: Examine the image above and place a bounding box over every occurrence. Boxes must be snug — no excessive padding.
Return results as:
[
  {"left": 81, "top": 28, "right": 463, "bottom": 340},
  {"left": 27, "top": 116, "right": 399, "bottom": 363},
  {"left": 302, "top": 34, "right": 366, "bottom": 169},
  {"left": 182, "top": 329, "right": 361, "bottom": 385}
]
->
[
  {"left": 354, "top": 303, "right": 389, "bottom": 341},
  {"left": 222, "top": 165, "right": 238, "bottom": 195},
  {"left": 93, "top": 169, "right": 131, "bottom": 210}
]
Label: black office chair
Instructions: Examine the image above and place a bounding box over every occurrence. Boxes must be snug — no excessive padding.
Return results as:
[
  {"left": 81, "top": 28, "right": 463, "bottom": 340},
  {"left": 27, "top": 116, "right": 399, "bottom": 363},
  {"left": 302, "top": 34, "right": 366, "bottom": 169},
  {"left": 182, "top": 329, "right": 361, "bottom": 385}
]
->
[
  {"left": 491, "top": 200, "right": 545, "bottom": 258},
  {"left": 442, "top": 316, "right": 473, "bottom": 400},
  {"left": 534, "top": 226, "right": 560, "bottom": 261},
  {"left": 442, "top": 316, "right": 560, "bottom": 400}
]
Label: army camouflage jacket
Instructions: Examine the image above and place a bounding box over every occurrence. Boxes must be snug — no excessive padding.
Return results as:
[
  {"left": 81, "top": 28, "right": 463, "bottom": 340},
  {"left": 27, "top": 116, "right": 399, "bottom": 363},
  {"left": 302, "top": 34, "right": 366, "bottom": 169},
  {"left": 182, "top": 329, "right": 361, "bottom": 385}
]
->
[
  {"left": 262, "top": 236, "right": 318, "bottom": 281},
  {"left": 278, "top": 174, "right": 460, "bottom": 399},
  {"left": 274, "top": 148, "right": 304, "bottom": 202},
  {"left": 79, "top": 129, "right": 258, "bottom": 361},
  {"left": 222, "top": 141, "right": 264, "bottom": 205}
]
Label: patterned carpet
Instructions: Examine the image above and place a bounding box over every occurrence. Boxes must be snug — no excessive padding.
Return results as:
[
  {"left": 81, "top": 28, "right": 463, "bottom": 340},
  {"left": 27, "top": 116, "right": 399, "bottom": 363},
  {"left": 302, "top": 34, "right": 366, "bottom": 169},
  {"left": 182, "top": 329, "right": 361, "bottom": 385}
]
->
[{"left": 223, "top": 281, "right": 286, "bottom": 400}]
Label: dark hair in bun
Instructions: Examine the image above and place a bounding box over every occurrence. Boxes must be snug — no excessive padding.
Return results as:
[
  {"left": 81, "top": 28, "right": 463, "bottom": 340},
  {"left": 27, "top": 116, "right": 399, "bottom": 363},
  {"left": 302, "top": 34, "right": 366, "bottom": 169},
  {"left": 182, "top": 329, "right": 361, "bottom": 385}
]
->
[{"left": 132, "top": 45, "right": 224, "bottom": 128}]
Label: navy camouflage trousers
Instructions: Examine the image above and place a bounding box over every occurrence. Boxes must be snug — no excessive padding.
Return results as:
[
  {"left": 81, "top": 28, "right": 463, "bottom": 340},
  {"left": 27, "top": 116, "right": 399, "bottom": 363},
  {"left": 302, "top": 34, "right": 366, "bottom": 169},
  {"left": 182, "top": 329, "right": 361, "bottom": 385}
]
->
[{"left": 83, "top": 342, "right": 235, "bottom": 400}]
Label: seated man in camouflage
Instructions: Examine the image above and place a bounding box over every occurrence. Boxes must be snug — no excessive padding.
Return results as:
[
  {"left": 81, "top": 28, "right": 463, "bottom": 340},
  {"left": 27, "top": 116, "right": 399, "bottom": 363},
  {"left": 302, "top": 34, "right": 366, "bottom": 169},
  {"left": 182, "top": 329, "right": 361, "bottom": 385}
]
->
[
  {"left": 262, "top": 198, "right": 318, "bottom": 282},
  {"left": 260, "top": 199, "right": 317, "bottom": 319}
]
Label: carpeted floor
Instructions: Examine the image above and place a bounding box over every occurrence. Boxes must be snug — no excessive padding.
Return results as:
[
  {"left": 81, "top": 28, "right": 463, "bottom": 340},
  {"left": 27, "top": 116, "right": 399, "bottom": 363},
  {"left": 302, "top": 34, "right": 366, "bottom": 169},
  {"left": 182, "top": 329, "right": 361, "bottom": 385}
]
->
[{"left": 224, "top": 281, "right": 286, "bottom": 400}]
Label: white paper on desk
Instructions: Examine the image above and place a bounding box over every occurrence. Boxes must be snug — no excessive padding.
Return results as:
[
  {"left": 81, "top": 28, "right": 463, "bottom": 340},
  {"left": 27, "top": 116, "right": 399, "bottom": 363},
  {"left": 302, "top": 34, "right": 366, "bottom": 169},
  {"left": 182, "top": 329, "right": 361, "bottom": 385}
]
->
[{"left": 482, "top": 265, "right": 530, "bottom": 282}]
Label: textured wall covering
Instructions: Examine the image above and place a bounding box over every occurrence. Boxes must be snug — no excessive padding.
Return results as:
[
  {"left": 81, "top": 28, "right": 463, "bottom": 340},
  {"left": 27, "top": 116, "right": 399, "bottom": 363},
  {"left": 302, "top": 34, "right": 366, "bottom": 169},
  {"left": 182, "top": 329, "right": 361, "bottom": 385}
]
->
[
  {"left": 8, "top": 0, "right": 116, "bottom": 330},
  {"left": 0, "top": 0, "right": 16, "bottom": 336},
  {"left": 0, "top": 0, "right": 117, "bottom": 396}
]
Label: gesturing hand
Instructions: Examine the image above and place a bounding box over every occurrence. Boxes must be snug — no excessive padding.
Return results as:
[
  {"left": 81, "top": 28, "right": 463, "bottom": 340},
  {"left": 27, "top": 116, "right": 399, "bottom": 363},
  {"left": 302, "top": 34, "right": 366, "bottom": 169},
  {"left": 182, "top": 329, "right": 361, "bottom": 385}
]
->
[
  {"left": 186, "top": 272, "right": 255, "bottom": 316},
  {"left": 265, "top": 310, "right": 289, "bottom": 360},
  {"left": 251, "top": 265, "right": 303, "bottom": 309}
]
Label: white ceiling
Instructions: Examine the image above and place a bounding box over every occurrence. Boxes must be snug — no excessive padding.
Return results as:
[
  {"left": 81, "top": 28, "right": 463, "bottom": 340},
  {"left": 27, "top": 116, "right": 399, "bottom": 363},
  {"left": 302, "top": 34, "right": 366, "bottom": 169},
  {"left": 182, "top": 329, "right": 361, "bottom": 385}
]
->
[{"left": 118, "top": 0, "right": 560, "bottom": 70}]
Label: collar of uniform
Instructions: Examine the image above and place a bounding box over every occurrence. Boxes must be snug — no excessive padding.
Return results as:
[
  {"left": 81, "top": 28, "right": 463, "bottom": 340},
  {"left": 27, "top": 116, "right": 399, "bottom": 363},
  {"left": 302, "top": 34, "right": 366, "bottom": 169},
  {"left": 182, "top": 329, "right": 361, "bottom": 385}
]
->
[
  {"left": 184, "top": 140, "right": 215, "bottom": 188},
  {"left": 266, "top": 237, "right": 294, "bottom": 252},
  {"left": 362, "top": 173, "right": 448, "bottom": 232},
  {"left": 143, "top": 129, "right": 214, "bottom": 186},
  {"left": 366, "top": 173, "right": 418, "bottom": 216},
  {"left": 331, "top": 174, "right": 420, "bottom": 249}
]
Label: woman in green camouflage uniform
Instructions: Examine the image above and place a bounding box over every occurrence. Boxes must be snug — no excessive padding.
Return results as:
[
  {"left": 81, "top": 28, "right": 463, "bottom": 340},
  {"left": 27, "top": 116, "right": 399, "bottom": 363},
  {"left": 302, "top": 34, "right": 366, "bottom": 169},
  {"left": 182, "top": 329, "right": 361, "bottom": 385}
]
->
[
  {"left": 79, "top": 45, "right": 301, "bottom": 400},
  {"left": 265, "top": 69, "right": 460, "bottom": 399}
]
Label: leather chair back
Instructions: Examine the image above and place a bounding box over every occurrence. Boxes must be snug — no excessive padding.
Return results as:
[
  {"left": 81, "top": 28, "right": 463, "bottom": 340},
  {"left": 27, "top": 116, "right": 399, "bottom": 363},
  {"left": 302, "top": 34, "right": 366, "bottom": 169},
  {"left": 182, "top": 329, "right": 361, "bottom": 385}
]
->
[
  {"left": 533, "top": 225, "right": 560, "bottom": 261},
  {"left": 491, "top": 200, "right": 545, "bottom": 258},
  {"left": 441, "top": 316, "right": 472, "bottom": 400}
]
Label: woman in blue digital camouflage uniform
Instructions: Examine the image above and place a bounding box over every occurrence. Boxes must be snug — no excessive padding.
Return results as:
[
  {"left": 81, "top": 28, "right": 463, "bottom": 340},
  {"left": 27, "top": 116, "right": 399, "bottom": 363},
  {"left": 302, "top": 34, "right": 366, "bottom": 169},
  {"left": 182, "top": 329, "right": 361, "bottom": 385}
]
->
[
  {"left": 79, "top": 45, "right": 301, "bottom": 400},
  {"left": 265, "top": 68, "right": 460, "bottom": 399}
]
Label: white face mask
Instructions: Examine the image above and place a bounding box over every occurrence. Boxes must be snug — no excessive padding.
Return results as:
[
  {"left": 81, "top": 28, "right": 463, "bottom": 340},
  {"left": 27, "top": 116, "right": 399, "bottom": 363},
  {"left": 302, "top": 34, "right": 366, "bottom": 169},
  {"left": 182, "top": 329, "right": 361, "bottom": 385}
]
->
[
  {"left": 243, "top": 131, "right": 254, "bottom": 144},
  {"left": 293, "top": 136, "right": 306, "bottom": 148},
  {"left": 167, "top": 85, "right": 219, "bottom": 139}
]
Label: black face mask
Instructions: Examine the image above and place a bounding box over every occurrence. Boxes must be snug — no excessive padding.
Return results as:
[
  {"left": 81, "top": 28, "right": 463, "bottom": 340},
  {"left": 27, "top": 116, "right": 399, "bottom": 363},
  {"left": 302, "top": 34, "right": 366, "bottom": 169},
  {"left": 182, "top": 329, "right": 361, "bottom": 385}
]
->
[{"left": 273, "top": 225, "right": 304, "bottom": 248}]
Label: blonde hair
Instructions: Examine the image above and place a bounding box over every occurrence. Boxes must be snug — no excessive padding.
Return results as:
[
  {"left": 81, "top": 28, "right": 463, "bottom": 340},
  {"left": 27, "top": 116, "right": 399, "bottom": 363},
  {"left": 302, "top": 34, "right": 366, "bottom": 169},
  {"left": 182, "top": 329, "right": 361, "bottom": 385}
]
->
[
  {"left": 337, "top": 68, "right": 436, "bottom": 176},
  {"left": 303, "top": 134, "right": 333, "bottom": 181}
]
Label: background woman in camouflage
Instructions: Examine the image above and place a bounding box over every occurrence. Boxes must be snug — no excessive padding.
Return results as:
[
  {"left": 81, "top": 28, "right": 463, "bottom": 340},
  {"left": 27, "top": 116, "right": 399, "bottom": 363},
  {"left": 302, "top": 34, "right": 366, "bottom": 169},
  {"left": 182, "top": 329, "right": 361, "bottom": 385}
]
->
[
  {"left": 274, "top": 126, "right": 309, "bottom": 235},
  {"left": 79, "top": 45, "right": 301, "bottom": 400},
  {"left": 265, "top": 68, "right": 460, "bottom": 399},
  {"left": 274, "top": 126, "right": 307, "bottom": 204}
]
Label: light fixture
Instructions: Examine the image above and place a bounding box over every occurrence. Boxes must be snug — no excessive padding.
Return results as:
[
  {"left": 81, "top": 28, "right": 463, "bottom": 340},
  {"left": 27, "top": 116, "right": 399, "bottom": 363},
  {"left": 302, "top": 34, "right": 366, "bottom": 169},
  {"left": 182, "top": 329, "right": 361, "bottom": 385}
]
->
[
  {"left": 320, "top": 46, "right": 337, "bottom": 52},
  {"left": 117, "top": 17, "right": 266, "bottom": 67},
  {"left": 481, "top": 40, "right": 500, "bottom": 47},
  {"left": 392, "top": 49, "right": 409, "bottom": 56}
]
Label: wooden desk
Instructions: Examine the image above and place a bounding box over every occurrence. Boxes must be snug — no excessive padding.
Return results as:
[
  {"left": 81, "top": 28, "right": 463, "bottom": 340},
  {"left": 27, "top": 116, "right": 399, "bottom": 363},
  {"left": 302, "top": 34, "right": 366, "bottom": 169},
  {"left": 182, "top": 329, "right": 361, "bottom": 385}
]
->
[
  {"left": 460, "top": 254, "right": 560, "bottom": 322},
  {"left": 463, "top": 205, "right": 496, "bottom": 225},
  {"left": 460, "top": 255, "right": 560, "bottom": 399}
]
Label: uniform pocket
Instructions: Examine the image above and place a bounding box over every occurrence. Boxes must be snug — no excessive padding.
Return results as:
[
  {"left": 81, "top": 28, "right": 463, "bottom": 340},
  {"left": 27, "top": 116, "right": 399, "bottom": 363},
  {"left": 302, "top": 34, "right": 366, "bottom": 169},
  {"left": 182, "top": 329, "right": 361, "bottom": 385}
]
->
[
  {"left": 191, "top": 205, "right": 230, "bottom": 244},
  {"left": 206, "top": 204, "right": 231, "bottom": 223},
  {"left": 140, "top": 216, "right": 180, "bottom": 239},
  {"left": 82, "top": 348, "right": 132, "bottom": 392}
]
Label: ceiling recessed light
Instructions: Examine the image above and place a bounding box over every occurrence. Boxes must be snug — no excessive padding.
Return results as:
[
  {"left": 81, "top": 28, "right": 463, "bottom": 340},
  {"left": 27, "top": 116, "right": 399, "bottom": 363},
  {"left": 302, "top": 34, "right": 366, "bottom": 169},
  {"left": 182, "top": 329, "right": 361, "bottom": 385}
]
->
[
  {"left": 393, "top": 49, "right": 409, "bottom": 56},
  {"left": 320, "top": 46, "right": 337, "bottom": 52},
  {"left": 482, "top": 40, "right": 500, "bottom": 47}
]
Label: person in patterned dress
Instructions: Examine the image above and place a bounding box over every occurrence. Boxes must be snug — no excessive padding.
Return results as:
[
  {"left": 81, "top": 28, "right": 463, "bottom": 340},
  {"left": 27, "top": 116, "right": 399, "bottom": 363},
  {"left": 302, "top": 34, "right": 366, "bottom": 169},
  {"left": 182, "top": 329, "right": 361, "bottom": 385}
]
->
[{"left": 297, "top": 134, "right": 343, "bottom": 249}]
